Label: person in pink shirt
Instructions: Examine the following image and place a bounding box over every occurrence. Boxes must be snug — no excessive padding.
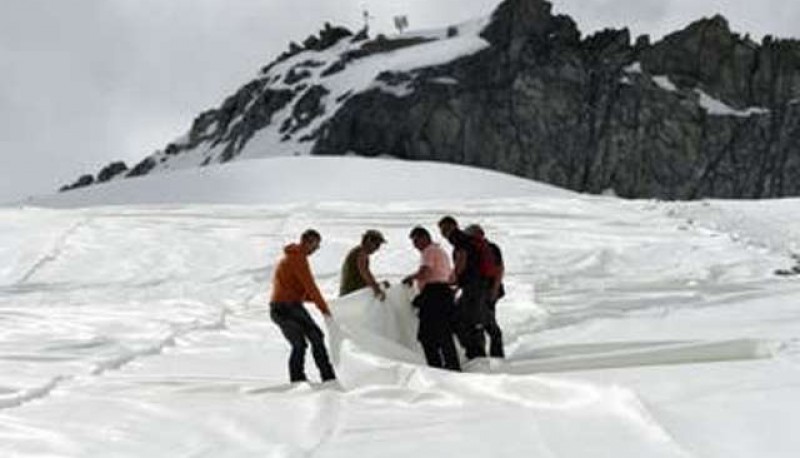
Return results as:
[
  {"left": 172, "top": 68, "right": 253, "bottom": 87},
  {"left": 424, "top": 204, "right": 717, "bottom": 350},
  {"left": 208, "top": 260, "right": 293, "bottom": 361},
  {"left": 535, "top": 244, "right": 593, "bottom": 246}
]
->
[{"left": 402, "top": 226, "right": 460, "bottom": 371}]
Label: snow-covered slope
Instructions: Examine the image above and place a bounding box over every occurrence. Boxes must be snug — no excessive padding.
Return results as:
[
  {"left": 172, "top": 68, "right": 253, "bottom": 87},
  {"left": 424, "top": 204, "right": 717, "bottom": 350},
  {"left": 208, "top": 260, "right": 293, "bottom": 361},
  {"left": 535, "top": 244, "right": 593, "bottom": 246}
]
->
[
  {"left": 4, "top": 158, "right": 800, "bottom": 457},
  {"left": 29, "top": 156, "right": 571, "bottom": 207}
]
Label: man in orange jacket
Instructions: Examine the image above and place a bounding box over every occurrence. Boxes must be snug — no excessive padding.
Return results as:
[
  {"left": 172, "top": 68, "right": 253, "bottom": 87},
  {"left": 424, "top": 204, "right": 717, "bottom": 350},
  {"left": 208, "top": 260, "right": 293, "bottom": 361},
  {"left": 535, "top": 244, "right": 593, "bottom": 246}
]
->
[{"left": 269, "top": 229, "right": 336, "bottom": 383}]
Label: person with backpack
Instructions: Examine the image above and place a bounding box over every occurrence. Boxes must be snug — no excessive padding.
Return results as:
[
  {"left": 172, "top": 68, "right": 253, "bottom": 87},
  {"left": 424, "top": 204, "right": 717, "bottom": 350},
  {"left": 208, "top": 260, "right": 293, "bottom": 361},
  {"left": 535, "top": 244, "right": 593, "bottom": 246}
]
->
[
  {"left": 339, "top": 229, "right": 387, "bottom": 300},
  {"left": 402, "top": 226, "right": 461, "bottom": 371},
  {"left": 465, "top": 224, "right": 505, "bottom": 358},
  {"left": 438, "top": 216, "right": 488, "bottom": 359},
  {"left": 269, "top": 229, "right": 336, "bottom": 383}
]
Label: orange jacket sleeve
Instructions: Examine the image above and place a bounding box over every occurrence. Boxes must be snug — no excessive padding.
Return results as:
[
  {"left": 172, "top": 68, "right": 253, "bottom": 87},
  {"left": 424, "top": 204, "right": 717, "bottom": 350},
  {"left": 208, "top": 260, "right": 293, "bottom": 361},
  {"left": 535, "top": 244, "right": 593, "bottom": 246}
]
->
[{"left": 295, "top": 254, "right": 330, "bottom": 315}]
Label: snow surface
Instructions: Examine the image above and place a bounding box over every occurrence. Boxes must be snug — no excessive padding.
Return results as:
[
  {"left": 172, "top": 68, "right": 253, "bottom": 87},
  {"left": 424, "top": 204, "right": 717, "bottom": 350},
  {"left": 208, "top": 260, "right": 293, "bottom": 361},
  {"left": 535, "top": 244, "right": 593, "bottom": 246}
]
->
[
  {"left": 624, "top": 62, "right": 642, "bottom": 74},
  {"left": 3, "top": 156, "right": 800, "bottom": 457},
  {"left": 694, "top": 89, "right": 770, "bottom": 117},
  {"left": 652, "top": 75, "right": 678, "bottom": 92},
  {"left": 650, "top": 77, "right": 770, "bottom": 118},
  {"left": 25, "top": 156, "right": 570, "bottom": 208}
]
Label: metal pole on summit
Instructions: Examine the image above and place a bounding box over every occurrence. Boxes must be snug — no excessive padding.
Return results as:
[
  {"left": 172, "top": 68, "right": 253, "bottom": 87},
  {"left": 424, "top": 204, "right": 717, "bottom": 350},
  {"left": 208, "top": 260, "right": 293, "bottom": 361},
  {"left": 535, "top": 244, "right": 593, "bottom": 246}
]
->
[{"left": 361, "top": 4, "right": 374, "bottom": 33}]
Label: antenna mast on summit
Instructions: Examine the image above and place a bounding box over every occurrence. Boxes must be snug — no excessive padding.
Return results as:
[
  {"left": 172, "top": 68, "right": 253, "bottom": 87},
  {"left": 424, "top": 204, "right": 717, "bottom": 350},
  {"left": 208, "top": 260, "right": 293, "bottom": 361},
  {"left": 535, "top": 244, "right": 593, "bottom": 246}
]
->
[{"left": 361, "top": 2, "right": 375, "bottom": 32}]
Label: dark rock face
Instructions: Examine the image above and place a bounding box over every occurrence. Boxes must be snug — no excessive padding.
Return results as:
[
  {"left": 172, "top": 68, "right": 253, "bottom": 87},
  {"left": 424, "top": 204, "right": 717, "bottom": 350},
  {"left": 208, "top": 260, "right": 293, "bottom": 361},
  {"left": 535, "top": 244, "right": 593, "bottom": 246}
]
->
[
  {"left": 284, "top": 67, "right": 312, "bottom": 85},
  {"left": 59, "top": 174, "right": 94, "bottom": 192},
  {"left": 272, "top": 23, "right": 354, "bottom": 65},
  {"left": 127, "top": 157, "right": 157, "bottom": 178},
  {"left": 313, "top": 0, "right": 800, "bottom": 199},
  {"left": 97, "top": 161, "right": 128, "bottom": 182},
  {"left": 304, "top": 23, "right": 353, "bottom": 52},
  {"left": 283, "top": 85, "right": 330, "bottom": 139},
  {"left": 217, "top": 87, "right": 295, "bottom": 162},
  {"left": 60, "top": 161, "right": 128, "bottom": 192}
]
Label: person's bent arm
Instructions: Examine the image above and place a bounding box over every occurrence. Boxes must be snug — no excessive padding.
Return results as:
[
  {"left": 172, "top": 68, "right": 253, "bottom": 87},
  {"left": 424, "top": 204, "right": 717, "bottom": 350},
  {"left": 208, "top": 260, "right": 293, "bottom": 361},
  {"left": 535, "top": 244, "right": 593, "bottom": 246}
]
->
[
  {"left": 357, "top": 250, "right": 385, "bottom": 301},
  {"left": 403, "top": 265, "right": 431, "bottom": 286},
  {"left": 489, "top": 244, "right": 505, "bottom": 301},
  {"left": 298, "top": 255, "right": 330, "bottom": 315},
  {"left": 451, "top": 248, "right": 466, "bottom": 284},
  {"left": 490, "top": 264, "right": 504, "bottom": 301}
]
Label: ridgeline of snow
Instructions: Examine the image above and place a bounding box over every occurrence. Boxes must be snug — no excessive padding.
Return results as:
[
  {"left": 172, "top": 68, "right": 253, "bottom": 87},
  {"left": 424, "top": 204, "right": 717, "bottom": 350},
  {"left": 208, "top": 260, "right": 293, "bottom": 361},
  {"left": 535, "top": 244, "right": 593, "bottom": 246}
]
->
[
  {"left": 26, "top": 156, "right": 571, "bottom": 208},
  {"left": 3, "top": 158, "right": 800, "bottom": 457}
]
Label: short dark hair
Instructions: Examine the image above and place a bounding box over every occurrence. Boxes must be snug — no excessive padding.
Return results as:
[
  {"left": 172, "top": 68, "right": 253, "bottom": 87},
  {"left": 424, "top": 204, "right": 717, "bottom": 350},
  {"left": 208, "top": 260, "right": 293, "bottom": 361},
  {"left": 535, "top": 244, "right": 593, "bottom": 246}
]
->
[
  {"left": 362, "top": 229, "right": 386, "bottom": 245},
  {"left": 409, "top": 226, "right": 430, "bottom": 240},
  {"left": 301, "top": 229, "right": 321, "bottom": 243},
  {"left": 438, "top": 215, "right": 457, "bottom": 227},
  {"left": 464, "top": 224, "right": 485, "bottom": 237}
]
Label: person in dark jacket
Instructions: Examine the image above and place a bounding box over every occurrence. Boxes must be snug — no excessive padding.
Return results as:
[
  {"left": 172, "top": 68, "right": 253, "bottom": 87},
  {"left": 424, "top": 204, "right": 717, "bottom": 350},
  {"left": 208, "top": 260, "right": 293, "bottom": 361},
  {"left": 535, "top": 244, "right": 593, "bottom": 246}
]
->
[
  {"left": 465, "top": 224, "right": 505, "bottom": 358},
  {"left": 402, "top": 226, "right": 460, "bottom": 371},
  {"left": 438, "top": 216, "right": 487, "bottom": 359},
  {"left": 269, "top": 229, "right": 336, "bottom": 383},
  {"left": 339, "top": 229, "right": 387, "bottom": 300}
]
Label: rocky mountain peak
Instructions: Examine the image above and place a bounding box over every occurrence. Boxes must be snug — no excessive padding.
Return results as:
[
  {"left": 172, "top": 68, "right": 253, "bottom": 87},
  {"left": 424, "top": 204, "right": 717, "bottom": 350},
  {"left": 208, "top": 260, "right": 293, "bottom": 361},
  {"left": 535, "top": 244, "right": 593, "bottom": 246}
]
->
[
  {"left": 641, "top": 13, "right": 799, "bottom": 107},
  {"left": 481, "top": 0, "right": 579, "bottom": 55}
]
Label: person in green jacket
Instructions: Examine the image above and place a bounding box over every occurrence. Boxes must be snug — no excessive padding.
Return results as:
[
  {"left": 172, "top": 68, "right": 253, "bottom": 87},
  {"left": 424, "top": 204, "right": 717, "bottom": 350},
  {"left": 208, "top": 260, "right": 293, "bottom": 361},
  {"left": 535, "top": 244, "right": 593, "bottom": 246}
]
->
[{"left": 340, "top": 229, "right": 387, "bottom": 300}]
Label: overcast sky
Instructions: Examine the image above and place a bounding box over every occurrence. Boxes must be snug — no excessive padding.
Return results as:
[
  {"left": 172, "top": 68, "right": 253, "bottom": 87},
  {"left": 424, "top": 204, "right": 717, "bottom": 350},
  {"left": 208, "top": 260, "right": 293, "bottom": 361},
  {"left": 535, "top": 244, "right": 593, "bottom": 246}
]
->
[{"left": 1, "top": 0, "right": 798, "bottom": 203}]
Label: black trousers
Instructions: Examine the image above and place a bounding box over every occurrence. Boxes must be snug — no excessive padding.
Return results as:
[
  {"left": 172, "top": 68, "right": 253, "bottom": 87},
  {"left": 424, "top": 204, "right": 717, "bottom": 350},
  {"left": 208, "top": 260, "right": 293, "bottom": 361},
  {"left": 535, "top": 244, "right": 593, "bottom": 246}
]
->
[
  {"left": 454, "top": 281, "right": 488, "bottom": 359},
  {"left": 270, "top": 302, "right": 336, "bottom": 382},
  {"left": 485, "top": 299, "right": 505, "bottom": 358},
  {"left": 413, "top": 283, "right": 461, "bottom": 371}
]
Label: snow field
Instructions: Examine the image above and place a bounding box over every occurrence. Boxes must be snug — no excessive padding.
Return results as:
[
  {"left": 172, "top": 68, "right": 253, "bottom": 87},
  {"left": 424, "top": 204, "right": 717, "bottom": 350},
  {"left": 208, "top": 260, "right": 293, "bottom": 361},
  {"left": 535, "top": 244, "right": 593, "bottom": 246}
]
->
[{"left": 3, "top": 157, "right": 800, "bottom": 456}]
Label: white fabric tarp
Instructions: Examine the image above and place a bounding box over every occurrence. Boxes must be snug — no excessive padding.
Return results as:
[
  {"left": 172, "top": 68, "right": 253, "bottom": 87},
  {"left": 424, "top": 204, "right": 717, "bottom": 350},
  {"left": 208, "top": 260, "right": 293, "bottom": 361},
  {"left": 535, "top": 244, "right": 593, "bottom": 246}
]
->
[{"left": 325, "top": 286, "right": 692, "bottom": 458}]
